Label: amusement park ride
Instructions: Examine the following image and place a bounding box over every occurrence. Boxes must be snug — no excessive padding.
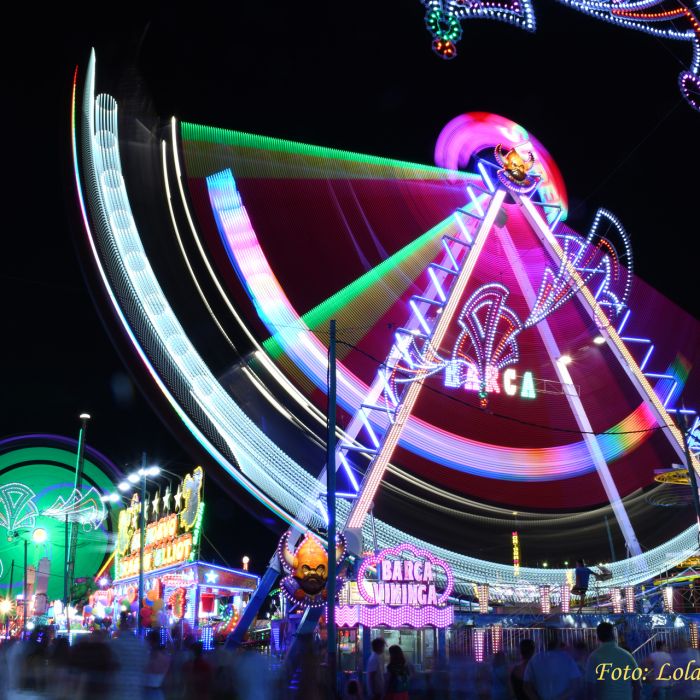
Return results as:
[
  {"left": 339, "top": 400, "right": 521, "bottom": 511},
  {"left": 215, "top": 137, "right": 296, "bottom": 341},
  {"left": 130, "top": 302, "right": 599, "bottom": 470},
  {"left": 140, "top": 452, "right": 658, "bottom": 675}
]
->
[{"left": 73, "top": 44, "right": 700, "bottom": 649}]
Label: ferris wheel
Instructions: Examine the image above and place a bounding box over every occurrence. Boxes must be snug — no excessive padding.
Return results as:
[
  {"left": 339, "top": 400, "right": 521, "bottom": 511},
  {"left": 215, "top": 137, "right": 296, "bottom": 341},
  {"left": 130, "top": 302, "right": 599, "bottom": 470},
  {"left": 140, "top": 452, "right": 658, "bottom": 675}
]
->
[{"left": 74, "top": 52, "right": 700, "bottom": 610}]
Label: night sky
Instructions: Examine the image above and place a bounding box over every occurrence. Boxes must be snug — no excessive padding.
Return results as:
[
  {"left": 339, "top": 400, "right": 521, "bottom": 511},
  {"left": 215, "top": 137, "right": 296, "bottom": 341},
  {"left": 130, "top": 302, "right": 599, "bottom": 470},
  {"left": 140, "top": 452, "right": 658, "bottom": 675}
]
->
[{"left": 2, "top": 3, "right": 698, "bottom": 572}]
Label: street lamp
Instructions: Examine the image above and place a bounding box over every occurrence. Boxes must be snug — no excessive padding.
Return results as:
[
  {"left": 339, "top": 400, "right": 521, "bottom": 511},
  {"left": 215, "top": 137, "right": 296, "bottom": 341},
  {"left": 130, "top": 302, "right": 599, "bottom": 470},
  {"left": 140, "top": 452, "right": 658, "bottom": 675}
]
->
[{"left": 114, "top": 457, "right": 164, "bottom": 635}]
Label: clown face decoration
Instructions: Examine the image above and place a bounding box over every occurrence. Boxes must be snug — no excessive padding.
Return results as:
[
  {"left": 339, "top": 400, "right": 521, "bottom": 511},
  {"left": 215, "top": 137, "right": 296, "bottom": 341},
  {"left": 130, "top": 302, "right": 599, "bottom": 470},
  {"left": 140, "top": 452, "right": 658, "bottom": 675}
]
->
[
  {"left": 494, "top": 144, "right": 540, "bottom": 194},
  {"left": 278, "top": 530, "right": 346, "bottom": 608}
]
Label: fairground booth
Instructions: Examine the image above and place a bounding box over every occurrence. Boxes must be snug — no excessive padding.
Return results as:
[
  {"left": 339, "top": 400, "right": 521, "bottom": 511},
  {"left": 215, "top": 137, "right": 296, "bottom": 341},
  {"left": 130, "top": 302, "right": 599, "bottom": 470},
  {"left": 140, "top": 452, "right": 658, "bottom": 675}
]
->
[
  {"left": 92, "top": 467, "right": 259, "bottom": 645},
  {"left": 333, "top": 542, "right": 453, "bottom": 674},
  {"left": 272, "top": 532, "right": 453, "bottom": 676}
]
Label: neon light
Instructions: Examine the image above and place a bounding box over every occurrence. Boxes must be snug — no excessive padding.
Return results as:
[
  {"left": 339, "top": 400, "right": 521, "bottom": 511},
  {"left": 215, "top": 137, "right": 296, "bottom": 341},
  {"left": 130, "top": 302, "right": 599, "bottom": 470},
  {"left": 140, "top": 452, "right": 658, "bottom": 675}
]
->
[
  {"left": 477, "top": 584, "right": 489, "bottom": 614},
  {"left": 640, "top": 345, "right": 655, "bottom": 372},
  {"left": 504, "top": 369, "right": 517, "bottom": 396},
  {"left": 520, "top": 371, "right": 536, "bottom": 399},
  {"left": 339, "top": 454, "right": 360, "bottom": 492},
  {"left": 539, "top": 585, "right": 551, "bottom": 615},
  {"left": 477, "top": 162, "right": 495, "bottom": 192},
  {"left": 356, "top": 543, "right": 454, "bottom": 606},
  {"left": 410, "top": 299, "right": 433, "bottom": 336},
  {"left": 334, "top": 604, "right": 454, "bottom": 628},
  {"left": 420, "top": 1, "right": 700, "bottom": 112},
  {"left": 346, "top": 190, "right": 506, "bottom": 530},
  {"left": 662, "top": 586, "right": 674, "bottom": 612},
  {"left": 474, "top": 629, "right": 486, "bottom": 663},
  {"left": 519, "top": 195, "right": 696, "bottom": 473},
  {"left": 466, "top": 186, "right": 484, "bottom": 217},
  {"left": 512, "top": 532, "right": 520, "bottom": 576},
  {"left": 617, "top": 310, "right": 631, "bottom": 335},
  {"left": 491, "top": 625, "right": 503, "bottom": 654},
  {"left": 421, "top": 0, "right": 536, "bottom": 61},
  {"left": 558, "top": 0, "right": 700, "bottom": 112},
  {"left": 427, "top": 266, "right": 447, "bottom": 302},
  {"left": 434, "top": 113, "right": 568, "bottom": 213},
  {"left": 560, "top": 584, "right": 570, "bottom": 613},
  {"left": 611, "top": 588, "right": 623, "bottom": 614}
]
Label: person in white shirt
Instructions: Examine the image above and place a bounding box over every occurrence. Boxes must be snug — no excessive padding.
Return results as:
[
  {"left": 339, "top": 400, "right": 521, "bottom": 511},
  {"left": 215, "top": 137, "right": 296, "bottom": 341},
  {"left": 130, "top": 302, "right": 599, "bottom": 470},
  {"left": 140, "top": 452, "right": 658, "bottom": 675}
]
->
[
  {"left": 524, "top": 630, "right": 581, "bottom": 700},
  {"left": 646, "top": 640, "right": 673, "bottom": 700},
  {"left": 670, "top": 637, "right": 700, "bottom": 699},
  {"left": 585, "top": 621, "right": 641, "bottom": 700},
  {"left": 366, "top": 637, "right": 386, "bottom": 700}
]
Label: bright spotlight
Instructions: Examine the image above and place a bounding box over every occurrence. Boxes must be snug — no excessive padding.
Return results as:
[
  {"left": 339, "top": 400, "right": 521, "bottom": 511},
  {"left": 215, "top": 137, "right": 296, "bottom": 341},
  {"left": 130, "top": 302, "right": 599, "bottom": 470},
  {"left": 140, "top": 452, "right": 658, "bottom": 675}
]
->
[
  {"left": 127, "top": 473, "right": 139, "bottom": 483},
  {"left": 79, "top": 413, "right": 91, "bottom": 420},
  {"left": 593, "top": 335, "right": 606, "bottom": 345},
  {"left": 559, "top": 355, "right": 573, "bottom": 365},
  {"left": 32, "top": 528, "right": 48, "bottom": 544},
  {"left": 0, "top": 599, "right": 11, "bottom": 615},
  {"left": 147, "top": 466, "right": 161, "bottom": 476},
  {"left": 109, "top": 493, "right": 120, "bottom": 503},
  {"left": 118, "top": 481, "right": 130, "bottom": 491}
]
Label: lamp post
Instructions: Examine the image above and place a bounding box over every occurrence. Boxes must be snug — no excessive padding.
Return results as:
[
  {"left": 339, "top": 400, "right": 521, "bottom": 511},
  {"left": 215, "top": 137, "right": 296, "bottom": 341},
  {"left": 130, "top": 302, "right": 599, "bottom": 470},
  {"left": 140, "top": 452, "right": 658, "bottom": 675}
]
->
[
  {"left": 2, "top": 560, "right": 14, "bottom": 639},
  {"left": 65, "top": 412, "right": 90, "bottom": 636},
  {"left": 114, "top": 458, "right": 162, "bottom": 635},
  {"left": 138, "top": 453, "right": 147, "bottom": 635}
]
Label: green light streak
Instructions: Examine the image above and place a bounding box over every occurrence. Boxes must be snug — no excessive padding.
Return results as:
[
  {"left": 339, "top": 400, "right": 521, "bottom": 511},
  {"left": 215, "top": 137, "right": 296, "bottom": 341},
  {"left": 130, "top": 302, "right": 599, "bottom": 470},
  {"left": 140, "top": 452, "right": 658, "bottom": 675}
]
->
[
  {"left": 181, "top": 122, "right": 472, "bottom": 182},
  {"left": 263, "top": 215, "right": 456, "bottom": 358}
]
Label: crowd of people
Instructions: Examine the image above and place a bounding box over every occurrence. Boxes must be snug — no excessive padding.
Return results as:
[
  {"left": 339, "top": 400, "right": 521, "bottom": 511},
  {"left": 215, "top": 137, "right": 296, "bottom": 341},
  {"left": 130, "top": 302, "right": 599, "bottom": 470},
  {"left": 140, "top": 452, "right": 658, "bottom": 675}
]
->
[
  {"left": 1, "top": 621, "right": 699, "bottom": 699},
  {"left": 358, "top": 624, "right": 700, "bottom": 700},
  {"left": 0, "top": 620, "right": 283, "bottom": 700}
]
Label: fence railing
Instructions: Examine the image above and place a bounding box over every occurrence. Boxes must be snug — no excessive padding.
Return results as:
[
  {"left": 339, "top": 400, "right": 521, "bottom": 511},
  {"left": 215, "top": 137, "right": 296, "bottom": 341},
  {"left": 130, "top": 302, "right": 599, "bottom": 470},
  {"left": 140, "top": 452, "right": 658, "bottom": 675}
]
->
[{"left": 448, "top": 625, "right": 691, "bottom": 663}]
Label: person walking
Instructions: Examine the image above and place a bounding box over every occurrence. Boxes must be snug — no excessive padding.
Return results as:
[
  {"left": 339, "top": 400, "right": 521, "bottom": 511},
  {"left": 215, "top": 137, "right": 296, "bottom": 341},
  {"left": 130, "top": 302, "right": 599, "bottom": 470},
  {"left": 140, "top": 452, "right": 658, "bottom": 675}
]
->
[
  {"left": 646, "top": 640, "right": 673, "bottom": 700},
  {"left": 524, "top": 630, "right": 581, "bottom": 700},
  {"left": 491, "top": 651, "right": 510, "bottom": 700},
  {"left": 385, "top": 645, "right": 411, "bottom": 700},
  {"left": 511, "top": 638, "right": 535, "bottom": 700},
  {"left": 585, "top": 621, "right": 641, "bottom": 700},
  {"left": 367, "top": 638, "right": 386, "bottom": 700}
]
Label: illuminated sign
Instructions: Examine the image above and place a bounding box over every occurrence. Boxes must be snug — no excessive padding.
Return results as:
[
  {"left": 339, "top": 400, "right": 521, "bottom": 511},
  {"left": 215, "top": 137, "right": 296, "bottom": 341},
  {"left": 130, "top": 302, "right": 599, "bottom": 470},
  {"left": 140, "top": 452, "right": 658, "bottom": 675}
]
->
[
  {"left": 446, "top": 363, "right": 537, "bottom": 399},
  {"left": 344, "top": 543, "right": 454, "bottom": 628},
  {"left": 114, "top": 468, "right": 204, "bottom": 581},
  {"left": 512, "top": 531, "right": 520, "bottom": 576}
]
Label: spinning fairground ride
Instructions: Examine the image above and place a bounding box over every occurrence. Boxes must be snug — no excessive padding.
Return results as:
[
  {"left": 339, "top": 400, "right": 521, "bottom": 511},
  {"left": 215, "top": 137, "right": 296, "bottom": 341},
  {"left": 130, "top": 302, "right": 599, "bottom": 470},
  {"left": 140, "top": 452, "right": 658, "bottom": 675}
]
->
[{"left": 73, "top": 51, "right": 700, "bottom": 631}]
